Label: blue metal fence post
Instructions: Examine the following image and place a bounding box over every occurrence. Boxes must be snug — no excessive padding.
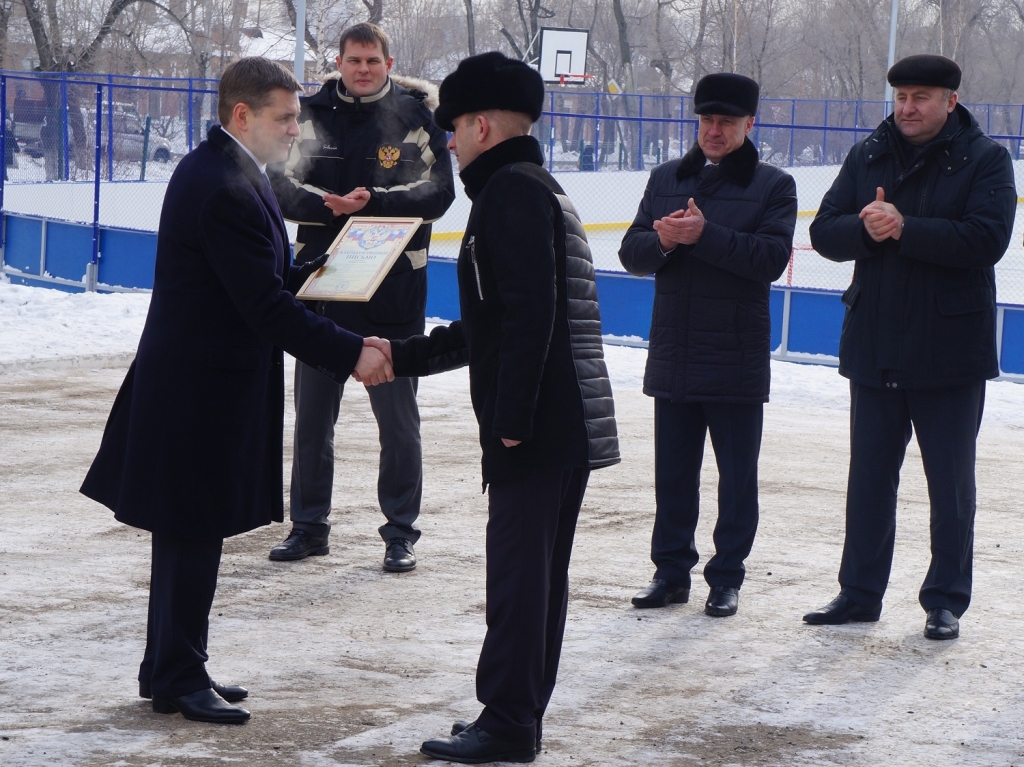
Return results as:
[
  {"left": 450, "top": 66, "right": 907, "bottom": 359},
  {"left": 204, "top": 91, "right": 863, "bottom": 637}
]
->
[
  {"left": 87, "top": 85, "right": 103, "bottom": 292},
  {"left": 822, "top": 100, "right": 829, "bottom": 163},
  {"left": 0, "top": 75, "right": 6, "bottom": 209},
  {"left": 594, "top": 91, "right": 601, "bottom": 169},
  {"left": 187, "top": 78, "right": 195, "bottom": 152},
  {"left": 637, "top": 95, "right": 644, "bottom": 170},
  {"left": 60, "top": 73, "right": 69, "bottom": 180},
  {"left": 1016, "top": 105, "right": 1024, "bottom": 160},
  {"left": 788, "top": 99, "right": 796, "bottom": 166},
  {"left": 679, "top": 97, "right": 684, "bottom": 158},
  {"left": 106, "top": 75, "right": 114, "bottom": 180},
  {"left": 548, "top": 91, "right": 554, "bottom": 172}
]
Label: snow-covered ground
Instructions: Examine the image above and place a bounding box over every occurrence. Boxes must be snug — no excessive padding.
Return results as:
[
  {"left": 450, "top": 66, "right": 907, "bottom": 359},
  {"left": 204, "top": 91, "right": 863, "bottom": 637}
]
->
[{"left": 3, "top": 281, "right": 1024, "bottom": 766}]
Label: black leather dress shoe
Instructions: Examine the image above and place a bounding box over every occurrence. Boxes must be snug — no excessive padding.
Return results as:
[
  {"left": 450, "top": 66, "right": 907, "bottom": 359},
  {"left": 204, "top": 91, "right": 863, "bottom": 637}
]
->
[
  {"left": 269, "top": 530, "right": 329, "bottom": 561},
  {"left": 383, "top": 538, "right": 416, "bottom": 572},
  {"left": 803, "top": 593, "right": 882, "bottom": 625},
  {"left": 924, "top": 608, "right": 960, "bottom": 640},
  {"left": 140, "top": 679, "right": 248, "bottom": 703},
  {"left": 631, "top": 579, "right": 690, "bottom": 608},
  {"left": 152, "top": 688, "right": 250, "bottom": 724},
  {"left": 421, "top": 723, "right": 535, "bottom": 764},
  {"left": 452, "top": 720, "right": 541, "bottom": 751},
  {"left": 705, "top": 586, "right": 739, "bottom": 617}
]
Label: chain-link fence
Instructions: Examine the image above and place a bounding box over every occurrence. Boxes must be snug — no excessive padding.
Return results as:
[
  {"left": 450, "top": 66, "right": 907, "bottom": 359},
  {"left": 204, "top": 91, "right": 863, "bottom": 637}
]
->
[{"left": 3, "top": 72, "right": 1024, "bottom": 302}]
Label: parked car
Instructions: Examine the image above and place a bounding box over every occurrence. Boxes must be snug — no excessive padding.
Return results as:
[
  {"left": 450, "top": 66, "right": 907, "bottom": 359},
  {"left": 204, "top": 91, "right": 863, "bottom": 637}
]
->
[{"left": 94, "top": 109, "right": 173, "bottom": 163}]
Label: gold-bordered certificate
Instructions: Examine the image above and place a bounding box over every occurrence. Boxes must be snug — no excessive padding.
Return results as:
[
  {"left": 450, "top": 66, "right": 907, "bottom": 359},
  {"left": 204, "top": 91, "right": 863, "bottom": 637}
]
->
[{"left": 296, "top": 216, "right": 423, "bottom": 302}]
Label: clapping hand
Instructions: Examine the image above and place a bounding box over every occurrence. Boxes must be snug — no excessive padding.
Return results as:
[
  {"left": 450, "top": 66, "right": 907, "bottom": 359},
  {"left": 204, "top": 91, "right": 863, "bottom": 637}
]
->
[
  {"left": 352, "top": 337, "right": 394, "bottom": 386},
  {"left": 653, "top": 198, "right": 705, "bottom": 250},
  {"left": 859, "top": 187, "right": 904, "bottom": 242},
  {"left": 287, "top": 252, "right": 329, "bottom": 293}
]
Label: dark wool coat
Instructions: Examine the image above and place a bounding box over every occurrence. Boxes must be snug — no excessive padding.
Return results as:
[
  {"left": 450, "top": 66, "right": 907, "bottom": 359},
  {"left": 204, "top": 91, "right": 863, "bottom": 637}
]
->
[
  {"left": 80, "top": 126, "right": 364, "bottom": 539},
  {"left": 810, "top": 104, "right": 1016, "bottom": 389},
  {"left": 619, "top": 139, "right": 797, "bottom": 403},
  {"left": 390, "top": 136, "right": 619, "bottom": 485},
  {"left": 269, "top": 75, "right": 455, "bottom": 339}
]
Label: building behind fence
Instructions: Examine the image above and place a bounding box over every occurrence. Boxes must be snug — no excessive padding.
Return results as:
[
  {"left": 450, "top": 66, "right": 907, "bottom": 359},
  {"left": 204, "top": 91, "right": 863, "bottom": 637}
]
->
[{"left": 2, "top": 69, "right": 1024, "bottom": 300}]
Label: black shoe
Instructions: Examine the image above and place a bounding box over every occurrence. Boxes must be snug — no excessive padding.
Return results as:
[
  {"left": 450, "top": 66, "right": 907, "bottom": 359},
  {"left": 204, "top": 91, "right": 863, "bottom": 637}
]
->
[
  {"left": 421, "top": 723, "right": 535, "bottom": 764},
  {"left": 452, "top": 720, "right": 541, "bottom": 751},
  {"left": 152, "top": 688, "right": 250, "bottom": 724},
  {"left": 631, "top": 579, "right": 690, "bottom": 608},
  {"left": 705, "top": 586, "right": 739, "bottom": 617},
  {"left": 383, "top": 538, "right": 416, "bottom": 573},
  {"left": 803, "top": 594, "right": 882, "bottom": 625},
  {"left": 268, "top": 529, "right": 329, "bottom": 561},
  {"left": 140, "top": 679, "right": 248, "bottom": 703},
  {"left": 924, "top": 608, "right": 960, "bottom": 640}
]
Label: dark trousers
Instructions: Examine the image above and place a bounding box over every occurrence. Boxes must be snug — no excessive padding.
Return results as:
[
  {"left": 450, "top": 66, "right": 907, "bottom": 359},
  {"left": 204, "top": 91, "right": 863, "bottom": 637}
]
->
[
  {"left": 290, "top": 360, "right": 422, "bottom": 543},
  {"left": 475, "top": 467, "right": 590, "bottom": 747},
  {"left": 839, "top": 380, "right": 985, "bottom": 617},
  {"left": 651, "top": 399, "right": 763, "bottom": 589},
  {"left": 138, "top": 533, "right": 223, "bottom": 698}
]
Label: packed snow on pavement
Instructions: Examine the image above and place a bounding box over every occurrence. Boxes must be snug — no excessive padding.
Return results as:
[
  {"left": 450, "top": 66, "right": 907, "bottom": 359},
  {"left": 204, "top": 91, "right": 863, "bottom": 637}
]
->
[{"left": 2, "top": 279, "right": 1024, "bottom": 766}]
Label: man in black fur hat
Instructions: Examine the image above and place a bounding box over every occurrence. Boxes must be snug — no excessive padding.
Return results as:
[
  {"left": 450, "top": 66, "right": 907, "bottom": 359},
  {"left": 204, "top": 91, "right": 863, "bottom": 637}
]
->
[
  {"left": 619, "top": 72, "right": 797, "bottom": 618},
  {"left": 367, "top": 51, "right": 619, "bottom": 763},
  {"left": 804, "top": 54, "right": 1016, "bottom": 639}
]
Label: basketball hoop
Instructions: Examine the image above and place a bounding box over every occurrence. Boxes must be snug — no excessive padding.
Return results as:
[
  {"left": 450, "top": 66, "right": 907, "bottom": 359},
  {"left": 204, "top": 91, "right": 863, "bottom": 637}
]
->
[{"left": 558, "top": 73, "right": 595, "bottom": 86}]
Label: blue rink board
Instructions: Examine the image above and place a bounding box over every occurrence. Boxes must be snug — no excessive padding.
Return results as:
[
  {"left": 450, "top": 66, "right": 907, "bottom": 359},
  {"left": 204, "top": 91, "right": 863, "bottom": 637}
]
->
[{"left": 5, "top": 212, "right": 1024, "bottom": 378}]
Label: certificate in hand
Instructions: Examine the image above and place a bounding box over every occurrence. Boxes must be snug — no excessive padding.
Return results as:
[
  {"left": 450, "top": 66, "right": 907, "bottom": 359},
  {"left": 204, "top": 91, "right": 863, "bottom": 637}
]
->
[{"left": 296, "top": 216, "right": 423, "bottom": 302}]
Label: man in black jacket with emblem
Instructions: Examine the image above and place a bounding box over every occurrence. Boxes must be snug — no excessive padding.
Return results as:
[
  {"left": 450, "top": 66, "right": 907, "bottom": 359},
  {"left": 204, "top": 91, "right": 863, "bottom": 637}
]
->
[
  {"left": 268, "top": 23, "right": 455, "bottom": 571},
  {"left": 367, "top": 52, "right": 619, "bottom": 764},
  {"left": 804, "top": 55, "right": 1016, "bottom": 639},
  {"left": 80, "top": 57, "right": 392, "bottom": 725},
  {"left": 620, "top": 73, "right": 797, "bottom": 618}
]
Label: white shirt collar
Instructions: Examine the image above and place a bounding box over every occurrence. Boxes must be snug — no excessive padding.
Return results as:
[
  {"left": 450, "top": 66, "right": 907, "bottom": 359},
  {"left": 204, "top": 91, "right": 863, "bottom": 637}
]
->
[{"left": 223, "top": 128, "right": 267, "bottom": 174}]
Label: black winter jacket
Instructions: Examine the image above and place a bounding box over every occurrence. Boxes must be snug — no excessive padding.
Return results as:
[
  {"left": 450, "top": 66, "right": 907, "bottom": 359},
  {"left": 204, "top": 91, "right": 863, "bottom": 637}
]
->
[
  {"left": 269, "top": 75, "right": 455, "bottom": 338},
  {"left": 619, "top": 139, "right": 797, "bottom": 403},
  {"left": 809, "top": 105, "right": 1016, "bottom": 388},
  {"left": 390, "top": 136, "right": 620, "bottom": 485}
]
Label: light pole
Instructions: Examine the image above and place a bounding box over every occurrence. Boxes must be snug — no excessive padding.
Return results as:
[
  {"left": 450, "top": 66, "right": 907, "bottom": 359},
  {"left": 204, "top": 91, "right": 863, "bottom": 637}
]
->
[
  {"left": 884, "top": 0, "right": 900, "bottom": 114},
  {"left": 294, "top": 0, "right": 306, "bottom": 85}
]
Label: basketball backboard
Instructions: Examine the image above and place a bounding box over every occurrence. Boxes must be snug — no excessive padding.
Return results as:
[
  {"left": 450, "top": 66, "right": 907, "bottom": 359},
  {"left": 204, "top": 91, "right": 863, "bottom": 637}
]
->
[{"left": 537, "top": 27, "right": 590, "bottom": 84}]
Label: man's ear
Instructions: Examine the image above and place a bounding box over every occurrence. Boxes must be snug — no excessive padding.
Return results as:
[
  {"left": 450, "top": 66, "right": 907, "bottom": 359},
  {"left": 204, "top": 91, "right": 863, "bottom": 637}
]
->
[{"left": 231, "top": 101, "right": 250, "bottom": 131}]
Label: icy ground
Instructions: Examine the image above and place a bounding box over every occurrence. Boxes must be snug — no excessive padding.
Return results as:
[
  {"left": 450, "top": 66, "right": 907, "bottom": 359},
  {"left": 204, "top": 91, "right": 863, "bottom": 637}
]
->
[{"left": 2, "top": 280, "right": 1024, "bottom": 766}]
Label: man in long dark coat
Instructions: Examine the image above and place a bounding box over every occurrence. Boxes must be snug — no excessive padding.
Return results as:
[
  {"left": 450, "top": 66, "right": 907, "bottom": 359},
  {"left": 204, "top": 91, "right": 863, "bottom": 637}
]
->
[
  {"left": 619, "top": 73, "right": 797, "bottom": 618},
  {"left": 804, "top": 55, "right": 1016, "bottom": 639},
  {"left": 80, "top": 57, "right": 392, "bottom": 724}
]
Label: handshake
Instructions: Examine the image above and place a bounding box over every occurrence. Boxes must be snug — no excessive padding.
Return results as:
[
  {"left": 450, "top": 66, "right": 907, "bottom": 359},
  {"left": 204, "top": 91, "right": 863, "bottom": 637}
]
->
[{"left": 352, "top": 337, "right": 394, "bottom": 386}]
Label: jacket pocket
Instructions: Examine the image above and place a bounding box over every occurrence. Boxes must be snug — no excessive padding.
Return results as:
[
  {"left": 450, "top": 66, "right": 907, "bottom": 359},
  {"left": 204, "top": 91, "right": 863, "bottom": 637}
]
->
[
  {"left": 841, "top": 282, "right": 861, "bottom": 309},
  {"left": 936, "top": 286, "right": 993, "bottom": 316},
  {"left": 206, "top": 346, "right": 261, "bottom": 370}
]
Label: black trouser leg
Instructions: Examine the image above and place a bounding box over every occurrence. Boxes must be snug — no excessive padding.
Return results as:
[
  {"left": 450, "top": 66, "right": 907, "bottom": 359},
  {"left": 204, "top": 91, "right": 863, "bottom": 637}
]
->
[
  {"left": 139, "top": 533, "right": 223, "bottom": 699},
  {"left": 909, "top": 382, "right": 985, "bottom": 618},
  {"left": 651, "top": 399, "right": 707, "bottom": 587},
  {"left": 703, "top": 402, "right": 764, "bottom": 588},
  {"left": 475, "top": 467, "right": 589, "bottom": 747},
  {"left": 289, "top": 361, "right": 343, "bottom": 537},
  {"left": 839, "top": 382, "right": 912, "bottom": 608}
]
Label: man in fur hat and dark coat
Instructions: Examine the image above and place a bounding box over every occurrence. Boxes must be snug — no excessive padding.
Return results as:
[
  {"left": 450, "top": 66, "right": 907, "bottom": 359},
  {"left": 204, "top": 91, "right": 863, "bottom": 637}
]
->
[
  {"left": 367, "top": 51, "right": 619, "bottom": 763},
  {"left": 619, "top": 73, "right": 797, "bottom": 618},
  {"left": 268, "top": 23, "right": 455, "bottom": 571},
  {"left": 804, "top": 55, "right": 1016, "bottom": 639}
]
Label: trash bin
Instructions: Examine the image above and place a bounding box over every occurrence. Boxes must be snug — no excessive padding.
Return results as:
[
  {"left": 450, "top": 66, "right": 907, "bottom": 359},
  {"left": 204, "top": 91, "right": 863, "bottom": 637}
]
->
[{"left": 579, "top": 144, "right": 595, "bottom": 171}]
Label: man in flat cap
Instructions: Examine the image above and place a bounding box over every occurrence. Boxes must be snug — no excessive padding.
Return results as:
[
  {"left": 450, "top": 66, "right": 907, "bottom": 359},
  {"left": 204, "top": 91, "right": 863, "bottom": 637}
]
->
[
  {"left": 620, "top": 73, "right": 797, "bottom": 618},
  {"left": 805, "top": 54, "right": 1016, "bottom": 639},
  {"left": 367, "top": 51, "right": 619, "bottom": 763}
]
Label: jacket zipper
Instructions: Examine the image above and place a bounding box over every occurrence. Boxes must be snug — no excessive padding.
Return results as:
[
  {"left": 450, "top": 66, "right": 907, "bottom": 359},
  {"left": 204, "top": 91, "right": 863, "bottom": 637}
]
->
[{"left": 469, "top": 236, "right": 484, "bottom": 300}]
